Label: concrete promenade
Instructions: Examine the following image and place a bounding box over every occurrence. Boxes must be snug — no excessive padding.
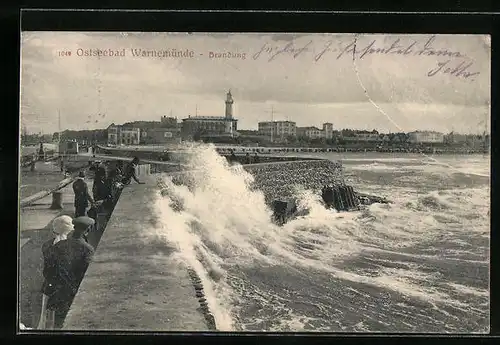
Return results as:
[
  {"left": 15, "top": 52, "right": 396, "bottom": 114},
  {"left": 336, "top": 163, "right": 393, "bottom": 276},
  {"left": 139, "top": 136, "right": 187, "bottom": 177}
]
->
[{"left": 63, "top": 178, "right": 208, "bottom": 331}]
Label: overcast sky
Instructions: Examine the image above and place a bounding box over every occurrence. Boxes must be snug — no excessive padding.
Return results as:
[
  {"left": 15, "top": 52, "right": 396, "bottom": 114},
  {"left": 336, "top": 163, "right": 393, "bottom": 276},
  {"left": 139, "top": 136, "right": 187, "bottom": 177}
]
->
[{"left": 20, "top": 32, "right": 490, "bottom": 134}]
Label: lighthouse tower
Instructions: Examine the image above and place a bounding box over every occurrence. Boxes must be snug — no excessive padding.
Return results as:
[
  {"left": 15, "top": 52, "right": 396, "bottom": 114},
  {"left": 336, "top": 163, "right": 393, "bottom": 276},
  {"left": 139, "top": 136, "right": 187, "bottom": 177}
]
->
[
  {"left": 225, "top": 90, "right": 234, "bottom": 135},
  {"left": 225, "top": 90, "right": 233, "bottom": 119}
]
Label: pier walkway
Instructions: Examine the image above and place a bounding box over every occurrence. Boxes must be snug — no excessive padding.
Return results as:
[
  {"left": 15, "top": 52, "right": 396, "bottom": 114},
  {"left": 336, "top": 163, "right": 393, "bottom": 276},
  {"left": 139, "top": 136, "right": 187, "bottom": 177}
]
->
[{"left": 63, "top": 178, "right": 208, "bottom": 331}]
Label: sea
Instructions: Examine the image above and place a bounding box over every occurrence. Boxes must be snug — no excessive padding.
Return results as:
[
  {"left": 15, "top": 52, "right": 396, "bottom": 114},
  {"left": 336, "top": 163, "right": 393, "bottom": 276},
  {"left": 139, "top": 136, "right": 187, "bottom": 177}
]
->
[{"left": 152, "top": 147, "right": 490, "bottom": 333}]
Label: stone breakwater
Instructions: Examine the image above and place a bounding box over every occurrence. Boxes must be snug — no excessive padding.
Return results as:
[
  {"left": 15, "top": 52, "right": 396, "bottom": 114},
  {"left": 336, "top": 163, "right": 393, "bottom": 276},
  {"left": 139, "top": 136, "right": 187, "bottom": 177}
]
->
[
  {"left": 244, "top": 159, "right": 345, "bottom": 203},
  {"left": 165, "top": 159, "right": 345, "bottom": 204},
  {"left": 155, "top": 177, "right": 217, "bottom": 331},
  {"left": 186, "top": 268, "right": 217, "bottom": 330}
]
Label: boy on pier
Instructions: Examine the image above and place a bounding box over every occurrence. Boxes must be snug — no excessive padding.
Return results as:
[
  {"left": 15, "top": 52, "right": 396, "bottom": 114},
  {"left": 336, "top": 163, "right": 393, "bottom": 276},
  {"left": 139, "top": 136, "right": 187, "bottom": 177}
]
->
[{"left": 72, "top": 171, "right": 95, "bottom": 217}]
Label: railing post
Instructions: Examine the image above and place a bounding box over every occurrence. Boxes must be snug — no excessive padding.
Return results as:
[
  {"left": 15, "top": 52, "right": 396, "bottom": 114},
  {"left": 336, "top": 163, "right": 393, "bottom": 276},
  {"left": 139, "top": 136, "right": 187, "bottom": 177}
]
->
[{"left": 49, "top": 191, "right": 63, "bottom": 210}]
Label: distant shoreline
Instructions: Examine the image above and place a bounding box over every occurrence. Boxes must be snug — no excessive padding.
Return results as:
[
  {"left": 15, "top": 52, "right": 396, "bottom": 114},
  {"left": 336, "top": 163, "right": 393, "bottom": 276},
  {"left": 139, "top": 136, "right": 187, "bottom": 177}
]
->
[
  {"left": 205, "top": 143, "right": 489, "bottom": 155},
  {"left": 240, "top": 147, "right": 489, "bottom": 155},
  {"left": 21, "top": 143, "right": 489, "bottom": 156}
]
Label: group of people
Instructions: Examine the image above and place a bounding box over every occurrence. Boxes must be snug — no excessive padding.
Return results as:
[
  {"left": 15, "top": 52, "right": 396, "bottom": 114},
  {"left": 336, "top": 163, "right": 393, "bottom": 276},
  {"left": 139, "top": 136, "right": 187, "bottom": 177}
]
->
[
  {"left": 73, "top": 157, "right": 145, "bottom": 218},
  {"left": 37, "top": 157, "right": 145, "bottom": 329},
  {"left": 226, "top": 150, "right": 260, "bottom": 165},
  {"left": 37, "top": 215, "right": 95, "bottom": 329}
]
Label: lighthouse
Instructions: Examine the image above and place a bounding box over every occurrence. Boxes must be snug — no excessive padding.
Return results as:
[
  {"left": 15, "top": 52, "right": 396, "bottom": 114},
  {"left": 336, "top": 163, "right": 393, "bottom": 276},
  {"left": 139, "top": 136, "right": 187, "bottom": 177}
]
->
[
  {"left": 225, "top": 90, "right": 234, "bottom": 135},
  {"left": 225, "top": 89, "right": 233, "bottom": 119}
]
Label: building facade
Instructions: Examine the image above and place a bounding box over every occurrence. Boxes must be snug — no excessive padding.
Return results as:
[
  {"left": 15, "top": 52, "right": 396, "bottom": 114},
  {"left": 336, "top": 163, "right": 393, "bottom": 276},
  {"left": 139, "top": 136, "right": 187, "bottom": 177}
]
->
[
  {"left": 444, "top": 132, "right": 468, "bottom": 144},
  {"left": 444, "top": 132, "right": 489, "bottom": 148},
  {"left": 297, "top": 126, "right": 323, "bottom": 139},
  {"left": 107, "top": 124, "right": 141, "bottom": 145},
  {"left": 141, "top": 127, "right": 181, "bottom": 144},
  {"left": 107, "top": 124, "right": 120, "bottom": 145},
  {"left": 258, "top": 121, "right": 297, "bottom": 140},
  {"left": 408, "top": 131, "right": 445, "bottom": 144},
  {"left": 322, "top": 123, "right": 333, "bottom": 139},
  {"left": 181, "top": 90, "right": 238, "bottom": 139},
  {"left": 295, "top": 123, "right": 335, "bottom": 140},
  {"left": 120, "top": 127, "right": 141, "bottom": 145},
  {"left": 58, "top": 140, "right": 79, "bottom": 155}
]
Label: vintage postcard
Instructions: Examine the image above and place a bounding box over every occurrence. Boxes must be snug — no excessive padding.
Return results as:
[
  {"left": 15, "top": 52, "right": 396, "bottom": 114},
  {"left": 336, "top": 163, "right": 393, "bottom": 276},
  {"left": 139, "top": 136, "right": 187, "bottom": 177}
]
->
[{"left": 19, "top": 32, "right": 490, "bottom": 333}]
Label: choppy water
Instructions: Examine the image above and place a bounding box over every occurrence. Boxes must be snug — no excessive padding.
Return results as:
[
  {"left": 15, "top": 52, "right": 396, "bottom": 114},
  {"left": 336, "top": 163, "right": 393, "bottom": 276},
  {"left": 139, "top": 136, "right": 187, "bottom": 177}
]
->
[{"left": 149, "top": 146, "right": 490, "bottom": 333}]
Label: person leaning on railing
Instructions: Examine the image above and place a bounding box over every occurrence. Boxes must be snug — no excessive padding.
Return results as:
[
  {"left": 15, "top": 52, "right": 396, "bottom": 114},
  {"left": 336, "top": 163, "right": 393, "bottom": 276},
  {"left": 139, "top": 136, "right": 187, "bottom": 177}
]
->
[
  {"left": 105, "top": 162, "right": 125, "bottom": 202},
  {"left": 121, "top": 157, "right": 145, "bottom": 185}
]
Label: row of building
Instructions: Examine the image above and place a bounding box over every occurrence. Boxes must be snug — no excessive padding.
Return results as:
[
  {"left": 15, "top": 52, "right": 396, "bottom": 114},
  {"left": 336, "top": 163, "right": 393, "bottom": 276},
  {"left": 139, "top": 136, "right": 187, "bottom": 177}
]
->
[
  {"left": 107, "top": 120, "right": 181, "bottom": 146},
  {"left": 408, "top": 131, "right": 487, "bottom": 144},
  {"left": 257, "top": 122, "right": 486, "bottom": 145},
  {"left": 257, "top": 121, "right": 444, "bottom": 144},
  {"left": 103, "top": 90, "right": 487, "bottom": 146},
  {"left": 106, "top": 91, "right": 238, "bottom": 145},
  {"left": 257, "top": 121, "right": 334, "bottom": 141}
]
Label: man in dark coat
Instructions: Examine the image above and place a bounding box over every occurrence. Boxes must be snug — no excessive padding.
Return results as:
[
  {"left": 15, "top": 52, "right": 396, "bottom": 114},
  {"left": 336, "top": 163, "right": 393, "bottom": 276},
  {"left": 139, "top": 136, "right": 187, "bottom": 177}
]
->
[
  {"left": 72, "top": 171, "right": 95, "bottom": 217},
  {"left": 71, "top": 216, "right": 97, "bottom": 253},
  {"left": 106, "top": 162, "right": 124, "bottom": 201},
  {"left": 92, "top": 165, "right": 111, "bottom": 202},
  {"left": 41, "top": 217, "right": 95, "bottom": 329},
  {"left": 89, "top": 165, "right": 108, "bottom": 231},
  {"left": 121, "top": 157, "right": 145, "bottom": 185},
  {"left": 40, "top": 215, "right": 75, "bottom": 329}
]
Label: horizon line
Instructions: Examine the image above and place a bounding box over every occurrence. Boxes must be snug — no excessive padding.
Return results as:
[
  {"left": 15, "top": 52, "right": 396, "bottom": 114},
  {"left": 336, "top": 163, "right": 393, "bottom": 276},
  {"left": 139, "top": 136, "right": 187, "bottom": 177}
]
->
[{"left": 25, "top": 125, "right": 488, "bottom": 137}]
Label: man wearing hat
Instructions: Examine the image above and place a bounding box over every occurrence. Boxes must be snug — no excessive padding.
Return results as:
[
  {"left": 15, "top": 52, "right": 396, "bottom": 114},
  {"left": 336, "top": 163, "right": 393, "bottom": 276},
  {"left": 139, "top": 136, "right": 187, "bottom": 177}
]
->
[
  {"left": 72, "top": 171, "right": 95, "bottom": 218},
  {"left": 38, "top": 216, "right": 95, "bottom": 329},
  {"left": 38, "top": 215, "right": 75, "bottom": 329},
  {"left": 72, "top": 216, "right": 96, "bottom": 248}
]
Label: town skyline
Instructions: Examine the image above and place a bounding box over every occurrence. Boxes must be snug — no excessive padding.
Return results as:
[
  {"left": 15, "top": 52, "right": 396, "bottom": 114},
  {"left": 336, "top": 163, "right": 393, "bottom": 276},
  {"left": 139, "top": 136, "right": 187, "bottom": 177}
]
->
[
  {"left": 21, "top": 32, "right": 490, "bottom": 135},
  {"left": 22, "top": 115, "right": 487, "bottom": 137}
]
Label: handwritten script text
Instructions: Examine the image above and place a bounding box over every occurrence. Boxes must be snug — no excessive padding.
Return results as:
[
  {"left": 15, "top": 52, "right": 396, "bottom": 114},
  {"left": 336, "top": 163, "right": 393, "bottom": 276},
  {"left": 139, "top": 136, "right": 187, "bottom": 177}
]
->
[{"left": 251, "top": 35, "right": 480, "bottom": 80}]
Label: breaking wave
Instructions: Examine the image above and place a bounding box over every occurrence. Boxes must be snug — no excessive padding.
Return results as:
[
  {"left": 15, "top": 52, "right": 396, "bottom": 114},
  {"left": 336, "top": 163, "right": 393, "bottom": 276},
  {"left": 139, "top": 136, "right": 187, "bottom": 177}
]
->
[{"left": 148, "top": 144, "right": 489, "bottom": 333}]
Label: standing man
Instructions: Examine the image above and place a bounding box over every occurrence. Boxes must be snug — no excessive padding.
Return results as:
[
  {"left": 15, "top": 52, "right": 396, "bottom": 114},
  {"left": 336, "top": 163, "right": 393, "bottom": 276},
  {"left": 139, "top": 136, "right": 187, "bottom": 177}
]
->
[
  {"left": 38, "top": 217, "right": 95, "bottom": 329},
  {"left": 90, "top": 164, "right": 111, "bottom": 227},
  {"left": 92, "top": 165, "right": 110, "bottom": 202},
  {"left": 38, "top": 215, "right": 74, "bottom": 329},
  {"left": 72, "top": 216, "right": 97, "bottom": 251},
  {"left": 38, "top": 142, "right": 45, "bottom": 161},
  {"left": 72, "top": 171, "right": 95, "bottom": 218},
  {"left": 121, "top": 157, "right": 145, "bottom": 185}
]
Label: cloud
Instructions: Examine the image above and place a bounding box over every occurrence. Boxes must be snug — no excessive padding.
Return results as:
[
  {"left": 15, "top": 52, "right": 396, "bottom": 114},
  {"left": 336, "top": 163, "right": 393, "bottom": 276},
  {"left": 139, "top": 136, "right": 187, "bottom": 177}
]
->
[{"left": 20, "top": 32, "right": 490, "bottom": 134}]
